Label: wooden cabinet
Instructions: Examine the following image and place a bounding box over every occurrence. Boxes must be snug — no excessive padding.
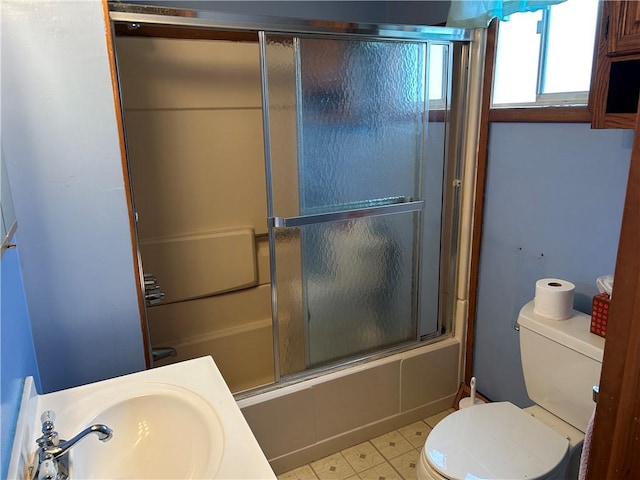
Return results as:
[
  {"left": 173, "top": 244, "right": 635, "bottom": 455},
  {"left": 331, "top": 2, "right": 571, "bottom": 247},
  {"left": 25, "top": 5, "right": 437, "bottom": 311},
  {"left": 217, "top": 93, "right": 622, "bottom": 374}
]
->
[
  {"left": 608, "top": 1, "right": 640, "bottom": 54},
  {"left": 589, "top": 1, "right": 640, "bottom": 129}
]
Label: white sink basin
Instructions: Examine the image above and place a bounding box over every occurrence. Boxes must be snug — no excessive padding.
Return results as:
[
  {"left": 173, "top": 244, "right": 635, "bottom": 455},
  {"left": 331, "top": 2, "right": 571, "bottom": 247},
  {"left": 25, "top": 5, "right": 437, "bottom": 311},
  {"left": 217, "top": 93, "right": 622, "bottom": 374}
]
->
[
  {"left": 8, "top": 357, "right": 275, "bottom": 479},
  {"left": 71, "top": 385, "right": 224, "bottom": 479}
]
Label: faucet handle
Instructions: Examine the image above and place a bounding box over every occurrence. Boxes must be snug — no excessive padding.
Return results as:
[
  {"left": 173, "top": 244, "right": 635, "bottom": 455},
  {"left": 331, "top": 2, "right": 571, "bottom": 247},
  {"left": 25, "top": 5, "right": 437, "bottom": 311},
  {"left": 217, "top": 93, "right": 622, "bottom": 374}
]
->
[
  {"left": 37, "top": 411, "right": 59, "bottom": 446},
  {"left": 41, "top": 411, "right": 55, "bottom": 423}
]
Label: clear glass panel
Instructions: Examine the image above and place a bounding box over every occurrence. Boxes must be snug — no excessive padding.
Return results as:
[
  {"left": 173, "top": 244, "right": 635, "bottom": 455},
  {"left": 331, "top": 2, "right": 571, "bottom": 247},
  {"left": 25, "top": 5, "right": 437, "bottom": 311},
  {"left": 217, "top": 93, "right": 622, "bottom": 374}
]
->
[
  {"left": 420, "top": 43, "right": 451, "bottom": 337},
  {"left": 541, "top": 0, "right": 599, "bottom": 94},
  {"left": 492, "top": 10, "right": 542, "bottom": 105},
  {"left": 428, "top": 44, "right": 446, "bottom": 102}
]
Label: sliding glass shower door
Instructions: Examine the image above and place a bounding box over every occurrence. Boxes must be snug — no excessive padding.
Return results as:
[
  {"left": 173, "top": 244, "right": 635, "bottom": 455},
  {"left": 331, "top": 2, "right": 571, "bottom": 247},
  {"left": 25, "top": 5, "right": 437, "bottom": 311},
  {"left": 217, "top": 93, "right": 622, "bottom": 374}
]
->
[{"left": 261, "top": 33, "right": 452, "bottom": 376}]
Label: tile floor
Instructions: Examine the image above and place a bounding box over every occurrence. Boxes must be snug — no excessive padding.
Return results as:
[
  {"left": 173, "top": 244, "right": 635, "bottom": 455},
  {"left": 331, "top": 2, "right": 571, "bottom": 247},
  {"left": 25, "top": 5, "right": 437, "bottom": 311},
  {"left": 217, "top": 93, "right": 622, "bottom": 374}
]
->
[{"left": 277, "top": 408, "right": 455, "bottom": 480}]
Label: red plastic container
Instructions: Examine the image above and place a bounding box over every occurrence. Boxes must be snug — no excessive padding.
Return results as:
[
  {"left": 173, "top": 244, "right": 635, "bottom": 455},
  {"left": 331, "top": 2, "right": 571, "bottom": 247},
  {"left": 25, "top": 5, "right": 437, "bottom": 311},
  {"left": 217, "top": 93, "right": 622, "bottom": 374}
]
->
[{"left": 590, "top": 292, "right": 610, "bottom": 338}]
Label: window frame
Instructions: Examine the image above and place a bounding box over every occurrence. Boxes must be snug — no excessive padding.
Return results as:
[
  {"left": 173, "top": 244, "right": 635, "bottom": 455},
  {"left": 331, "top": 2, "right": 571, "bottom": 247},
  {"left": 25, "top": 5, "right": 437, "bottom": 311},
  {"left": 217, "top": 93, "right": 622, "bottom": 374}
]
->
[{"left": 490, "top": 1, "right": 597, "bottom": 120}]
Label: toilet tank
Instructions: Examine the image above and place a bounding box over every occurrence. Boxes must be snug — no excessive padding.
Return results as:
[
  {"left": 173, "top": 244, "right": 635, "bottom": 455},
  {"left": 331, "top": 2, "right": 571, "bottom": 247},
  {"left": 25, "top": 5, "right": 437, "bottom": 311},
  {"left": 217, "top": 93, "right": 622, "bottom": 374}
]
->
[{"left": 518, "top": 301, "right": 605, "bottom": 432}]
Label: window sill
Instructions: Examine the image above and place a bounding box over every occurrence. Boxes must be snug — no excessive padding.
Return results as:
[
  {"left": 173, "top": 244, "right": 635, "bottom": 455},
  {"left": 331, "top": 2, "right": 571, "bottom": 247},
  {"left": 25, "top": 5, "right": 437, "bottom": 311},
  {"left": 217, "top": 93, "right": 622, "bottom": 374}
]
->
[{"left": 489, "top": 106, "right": 591, "bottom": 123}]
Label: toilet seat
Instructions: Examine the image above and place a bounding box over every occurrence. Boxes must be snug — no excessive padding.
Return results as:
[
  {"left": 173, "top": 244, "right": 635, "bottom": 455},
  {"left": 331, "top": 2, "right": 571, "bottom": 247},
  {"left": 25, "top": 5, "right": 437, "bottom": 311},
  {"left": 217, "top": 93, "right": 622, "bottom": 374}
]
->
[{"left": 424, "top": 402, "right": 569, "bottom": 480}]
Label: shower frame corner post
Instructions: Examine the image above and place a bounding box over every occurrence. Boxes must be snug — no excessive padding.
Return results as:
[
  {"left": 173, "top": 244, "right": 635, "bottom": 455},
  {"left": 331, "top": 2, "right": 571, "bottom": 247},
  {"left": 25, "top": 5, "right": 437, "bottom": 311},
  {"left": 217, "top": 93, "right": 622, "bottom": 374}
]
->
[
  {"left": 434, "top": 27, "right": 487, "bottom": 385},
  {"left": 455, "top": 27, "right": 487, "bottom": 386}
]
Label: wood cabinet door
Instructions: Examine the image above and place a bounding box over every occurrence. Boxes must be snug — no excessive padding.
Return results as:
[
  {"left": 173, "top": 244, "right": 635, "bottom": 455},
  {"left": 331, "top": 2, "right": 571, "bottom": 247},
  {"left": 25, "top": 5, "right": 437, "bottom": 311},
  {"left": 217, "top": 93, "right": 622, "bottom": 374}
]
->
[{"left": 608, "top": 1, "right": 640, "bottom": 55}]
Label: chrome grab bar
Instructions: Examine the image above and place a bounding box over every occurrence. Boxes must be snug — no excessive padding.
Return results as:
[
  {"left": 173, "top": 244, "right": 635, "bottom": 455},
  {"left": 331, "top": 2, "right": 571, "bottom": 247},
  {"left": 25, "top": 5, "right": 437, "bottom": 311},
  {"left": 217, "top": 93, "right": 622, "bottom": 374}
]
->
[{"left": 270, "top": 200, "right": 424, "bottom": 228}]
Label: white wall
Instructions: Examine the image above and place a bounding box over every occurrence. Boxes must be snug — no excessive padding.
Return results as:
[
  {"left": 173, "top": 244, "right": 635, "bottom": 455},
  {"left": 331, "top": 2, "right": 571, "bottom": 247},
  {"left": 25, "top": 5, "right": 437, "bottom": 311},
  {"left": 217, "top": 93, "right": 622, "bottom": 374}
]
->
[{"left": 1, "top": 0, "right": 146, "bottom": 393}]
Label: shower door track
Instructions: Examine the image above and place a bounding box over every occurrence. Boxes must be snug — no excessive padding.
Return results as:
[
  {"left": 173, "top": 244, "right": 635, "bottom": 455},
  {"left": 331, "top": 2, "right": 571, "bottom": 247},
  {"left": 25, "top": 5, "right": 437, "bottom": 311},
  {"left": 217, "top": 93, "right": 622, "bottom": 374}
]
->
[{"left": 109, "top": 5, "right": 472, "bottom": 42}]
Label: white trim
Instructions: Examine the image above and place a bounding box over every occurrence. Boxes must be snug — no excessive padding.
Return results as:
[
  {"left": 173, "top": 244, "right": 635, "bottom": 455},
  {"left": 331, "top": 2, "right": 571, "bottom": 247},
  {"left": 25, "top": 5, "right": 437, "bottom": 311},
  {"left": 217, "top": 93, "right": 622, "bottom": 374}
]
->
[
  {"left": 536, "top": 91, "right": 589, "bottom": 105},
  {"left": 7, "top": 377, "right": 38, "bottom": 480},
  {"left": 492, "top": 90, "right": 588, "bottom": 110}
]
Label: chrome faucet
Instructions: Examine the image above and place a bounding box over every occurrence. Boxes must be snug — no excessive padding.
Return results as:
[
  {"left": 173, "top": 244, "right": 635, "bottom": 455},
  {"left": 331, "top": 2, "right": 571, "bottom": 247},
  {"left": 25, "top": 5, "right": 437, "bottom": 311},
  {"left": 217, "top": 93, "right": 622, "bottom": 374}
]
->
[{"left": 31, "top": 411, "right": 113, "bottom": 480}]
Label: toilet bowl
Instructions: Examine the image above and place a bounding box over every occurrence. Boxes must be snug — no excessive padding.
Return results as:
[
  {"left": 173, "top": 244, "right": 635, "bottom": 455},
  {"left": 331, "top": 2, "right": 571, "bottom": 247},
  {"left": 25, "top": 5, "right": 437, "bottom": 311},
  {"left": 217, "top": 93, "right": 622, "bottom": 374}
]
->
[
  {"left": 417, "top": 301, "right": 604, "bottom": 480},
  {"left": 416, "top": 402, "right": 583, "bottom": 480}
]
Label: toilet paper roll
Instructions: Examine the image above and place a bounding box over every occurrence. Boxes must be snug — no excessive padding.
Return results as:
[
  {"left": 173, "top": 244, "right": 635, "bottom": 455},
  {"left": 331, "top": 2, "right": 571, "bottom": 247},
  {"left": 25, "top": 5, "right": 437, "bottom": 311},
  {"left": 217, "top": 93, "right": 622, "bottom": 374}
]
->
[{"left": 533, "top": 278, "right": 575, "bottom": 320}]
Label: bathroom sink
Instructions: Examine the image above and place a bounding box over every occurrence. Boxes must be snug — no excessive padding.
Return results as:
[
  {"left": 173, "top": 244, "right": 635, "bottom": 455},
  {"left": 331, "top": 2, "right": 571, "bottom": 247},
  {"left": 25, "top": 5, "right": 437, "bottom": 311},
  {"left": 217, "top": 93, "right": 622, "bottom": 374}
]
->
[
  {"left": 8, "top": 357, "right": 275, "bottom": 479},
  {"left": 70, "top": 386, "right": 224, "bottom": 479}
]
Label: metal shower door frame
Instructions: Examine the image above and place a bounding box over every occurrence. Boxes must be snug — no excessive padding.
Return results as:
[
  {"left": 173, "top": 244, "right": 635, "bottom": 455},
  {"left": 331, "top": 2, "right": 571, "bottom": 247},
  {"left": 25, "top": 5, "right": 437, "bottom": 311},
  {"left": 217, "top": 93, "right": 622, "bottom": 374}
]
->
[
  {"left": 108, "top": 2, "right": 481, "bottom": 391},
  {"left": 258, "top": 31, "right": 473, "bottom": 383}
]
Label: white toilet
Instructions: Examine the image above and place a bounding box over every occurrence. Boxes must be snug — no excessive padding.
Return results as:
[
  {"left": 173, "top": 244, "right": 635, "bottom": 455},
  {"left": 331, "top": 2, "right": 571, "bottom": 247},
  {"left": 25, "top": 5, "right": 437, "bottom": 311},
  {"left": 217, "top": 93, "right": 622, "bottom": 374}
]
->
[{"left": 417, "top": 300, "right": 605, "bottom": 480}]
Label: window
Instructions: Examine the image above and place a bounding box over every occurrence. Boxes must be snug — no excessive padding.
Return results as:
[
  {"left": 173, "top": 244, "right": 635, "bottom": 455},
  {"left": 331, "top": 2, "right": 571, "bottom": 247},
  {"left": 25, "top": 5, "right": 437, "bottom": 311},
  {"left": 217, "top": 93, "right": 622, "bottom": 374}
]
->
[
  {"left": 492, "top": 0, "right": 599, "bottom": 107},
  {"left": 428, "top": 43, "right": 447, "bottom": 103}
]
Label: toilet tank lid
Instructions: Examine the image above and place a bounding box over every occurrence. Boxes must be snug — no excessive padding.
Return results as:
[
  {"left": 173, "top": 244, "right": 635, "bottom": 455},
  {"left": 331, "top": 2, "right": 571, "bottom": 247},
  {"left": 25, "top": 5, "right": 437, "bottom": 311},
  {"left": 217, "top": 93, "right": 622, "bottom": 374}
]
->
[{"left": 518, "top": 301, "right": 605, "bottom": 362}]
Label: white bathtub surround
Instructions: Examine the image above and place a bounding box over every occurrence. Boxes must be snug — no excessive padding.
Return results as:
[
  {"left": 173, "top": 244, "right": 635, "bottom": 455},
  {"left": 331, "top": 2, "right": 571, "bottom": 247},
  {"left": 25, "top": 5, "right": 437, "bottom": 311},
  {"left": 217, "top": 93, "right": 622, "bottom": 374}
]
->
[
  {"left": 238, "top": 339, "right": 460, "bottom": 474},
  {"left": 151, "top": 283, "right": 275, "bottom": 392},
  {"left": 140, "top": 228, "right": 259, "bottom": 303}
]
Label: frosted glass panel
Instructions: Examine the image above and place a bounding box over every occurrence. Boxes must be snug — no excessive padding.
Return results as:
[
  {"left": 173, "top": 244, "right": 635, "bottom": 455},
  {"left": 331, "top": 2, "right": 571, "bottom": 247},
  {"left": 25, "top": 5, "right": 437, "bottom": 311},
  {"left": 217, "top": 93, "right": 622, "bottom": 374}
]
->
[
  {"left": 272, "top": 226, "right": 305, "bottom": 375},
  {"left": 263, "top": 33, "right": 451, "bottom": 376},
  {"left": 263, "top": 37, "right": 301, "bottom": 219},
  {"left": 263, "top": 35, "right": 427, "bottom": 216},
  {"left": 275, "top": 212, "right": 418, "bottom": 371},
  {"left": 299, "top": 39, "right": 426, "bottom": 213}
]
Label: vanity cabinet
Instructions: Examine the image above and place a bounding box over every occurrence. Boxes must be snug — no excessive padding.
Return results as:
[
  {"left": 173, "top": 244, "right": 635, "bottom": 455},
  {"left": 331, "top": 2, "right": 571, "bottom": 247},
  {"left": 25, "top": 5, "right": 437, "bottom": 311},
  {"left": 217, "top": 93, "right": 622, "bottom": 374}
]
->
[{"left": 589, "top": 0, "right": 640, "bottom": 129}]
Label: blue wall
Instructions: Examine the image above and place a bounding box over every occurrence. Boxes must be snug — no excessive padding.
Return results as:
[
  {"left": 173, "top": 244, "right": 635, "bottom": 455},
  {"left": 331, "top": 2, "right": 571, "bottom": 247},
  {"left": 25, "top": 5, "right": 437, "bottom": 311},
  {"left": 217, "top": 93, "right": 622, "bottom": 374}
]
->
[
  {"left": 3, "top": 0, "right": 148, "bottom": 394},
  {"left": 474, "top": 123, "right": 633, "bottom": 406},
  {"left": 1, "top": 240, "right": 41, "bottom": 479}
]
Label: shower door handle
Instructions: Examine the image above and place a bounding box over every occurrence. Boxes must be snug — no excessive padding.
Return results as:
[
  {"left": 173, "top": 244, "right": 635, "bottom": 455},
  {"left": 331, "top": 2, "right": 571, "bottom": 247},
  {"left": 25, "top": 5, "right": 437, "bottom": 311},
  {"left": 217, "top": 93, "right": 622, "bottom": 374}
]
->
[{"left": 270, "top": 200, "right": 424, "bottom": 228}]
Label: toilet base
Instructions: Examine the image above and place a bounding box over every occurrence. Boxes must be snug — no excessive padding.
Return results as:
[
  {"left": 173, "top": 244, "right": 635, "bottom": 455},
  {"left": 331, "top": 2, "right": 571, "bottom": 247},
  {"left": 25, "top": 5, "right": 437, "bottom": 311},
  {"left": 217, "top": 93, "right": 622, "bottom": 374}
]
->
[{"left": 416, "top": 448, "right": 445, "bottom": 480}]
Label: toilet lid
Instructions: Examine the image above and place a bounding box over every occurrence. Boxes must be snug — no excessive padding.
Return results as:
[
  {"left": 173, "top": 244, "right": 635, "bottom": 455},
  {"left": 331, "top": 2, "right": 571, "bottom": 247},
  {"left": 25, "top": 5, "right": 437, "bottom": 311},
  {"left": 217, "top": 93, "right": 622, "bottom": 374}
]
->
[{"left": 425, "top": 402, "right": 569, "bottom": 480}]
